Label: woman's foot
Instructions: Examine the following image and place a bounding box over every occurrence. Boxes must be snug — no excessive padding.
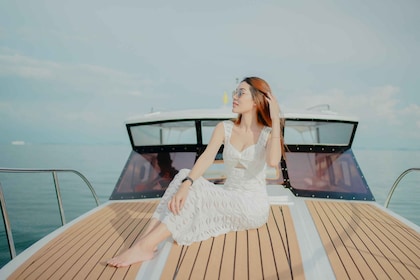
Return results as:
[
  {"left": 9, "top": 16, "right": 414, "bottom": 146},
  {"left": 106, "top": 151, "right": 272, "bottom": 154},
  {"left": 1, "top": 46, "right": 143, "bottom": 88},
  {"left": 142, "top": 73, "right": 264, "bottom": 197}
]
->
[
  {"left": 108, "top": 221, "right": 171, "bottom": 268},
  {"left": 107, "top": 243, "right": 156, "bottom": 267}
]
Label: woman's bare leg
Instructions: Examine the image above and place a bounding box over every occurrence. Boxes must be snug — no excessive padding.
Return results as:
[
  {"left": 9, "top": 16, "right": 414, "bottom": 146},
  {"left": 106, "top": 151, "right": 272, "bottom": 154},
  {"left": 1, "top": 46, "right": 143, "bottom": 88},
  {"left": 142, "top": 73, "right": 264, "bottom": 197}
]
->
[
  {"left": 107, "top": 222, "right": 172, "bottom": 267},
  {"left": 141, "top": 218, "right": 160, "bottom": 238},
  {"left": 140, "top": 218, "right": 161, "bottom": 252}
]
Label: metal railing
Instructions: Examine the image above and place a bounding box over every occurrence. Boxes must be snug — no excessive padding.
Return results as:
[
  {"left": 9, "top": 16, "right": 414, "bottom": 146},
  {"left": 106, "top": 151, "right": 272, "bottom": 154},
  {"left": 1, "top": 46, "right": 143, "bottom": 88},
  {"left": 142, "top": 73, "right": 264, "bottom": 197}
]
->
[
  {"left": 0, "top": 168, "right": 100, "bottom": 259},
  {"left": 384, "top": 167, "right": 420, "bottom": 208}
]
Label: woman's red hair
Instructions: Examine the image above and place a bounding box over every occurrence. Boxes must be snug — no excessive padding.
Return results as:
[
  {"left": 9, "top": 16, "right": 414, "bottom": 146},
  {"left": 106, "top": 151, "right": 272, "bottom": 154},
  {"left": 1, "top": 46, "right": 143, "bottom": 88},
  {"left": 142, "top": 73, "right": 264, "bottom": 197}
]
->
[{"left": 234, "top": 77, "right": 285, "bottom": 157}]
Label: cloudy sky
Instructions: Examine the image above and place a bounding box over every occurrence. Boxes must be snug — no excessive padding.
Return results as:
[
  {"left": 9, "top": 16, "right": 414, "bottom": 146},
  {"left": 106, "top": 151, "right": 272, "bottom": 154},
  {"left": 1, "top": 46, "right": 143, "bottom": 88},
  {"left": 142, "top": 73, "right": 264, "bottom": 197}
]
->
[{"left": 0, "top": 0, "right": 419, "bottom": 149}]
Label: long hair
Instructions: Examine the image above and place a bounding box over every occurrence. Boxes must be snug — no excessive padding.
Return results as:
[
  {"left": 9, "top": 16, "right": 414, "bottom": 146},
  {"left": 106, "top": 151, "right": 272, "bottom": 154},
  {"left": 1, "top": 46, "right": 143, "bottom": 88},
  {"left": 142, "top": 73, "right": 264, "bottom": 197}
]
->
[{"left": 234, "top": 76, "right": 286, "bottom": 157}]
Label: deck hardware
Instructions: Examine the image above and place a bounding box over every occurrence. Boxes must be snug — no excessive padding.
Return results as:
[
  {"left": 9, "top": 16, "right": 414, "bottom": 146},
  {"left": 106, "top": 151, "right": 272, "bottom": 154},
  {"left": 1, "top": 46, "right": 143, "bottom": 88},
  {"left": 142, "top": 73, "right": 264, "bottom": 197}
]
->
[
  {"left": 0, "top": 168, "right": 99, "bottom": 260},
  {"left": 52, "top": 171, "right": 66, "bottom": 225},
  {"left": 385, "top": 167, "right": 420, "bottom": 208},
  {"left": 0, "top": 182, "right": 16, "bottom": 259}
]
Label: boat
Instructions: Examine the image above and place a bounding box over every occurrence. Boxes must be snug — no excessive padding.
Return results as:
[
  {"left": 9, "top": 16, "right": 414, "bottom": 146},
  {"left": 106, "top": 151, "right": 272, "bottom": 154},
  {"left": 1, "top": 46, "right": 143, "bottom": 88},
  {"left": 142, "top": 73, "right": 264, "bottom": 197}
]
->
[{"left": 0, "top": 106, "right": 419, "bottom": 279}]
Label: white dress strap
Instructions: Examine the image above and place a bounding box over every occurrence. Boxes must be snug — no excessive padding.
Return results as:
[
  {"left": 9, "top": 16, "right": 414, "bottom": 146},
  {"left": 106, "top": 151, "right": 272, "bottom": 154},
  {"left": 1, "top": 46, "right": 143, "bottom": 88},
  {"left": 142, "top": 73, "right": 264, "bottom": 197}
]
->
[
  {"left": 222, "top": 120, "right": 234, "bottom": 144},
  {"left": 260, "top": 126, "right": 272, "bottom": 147}
]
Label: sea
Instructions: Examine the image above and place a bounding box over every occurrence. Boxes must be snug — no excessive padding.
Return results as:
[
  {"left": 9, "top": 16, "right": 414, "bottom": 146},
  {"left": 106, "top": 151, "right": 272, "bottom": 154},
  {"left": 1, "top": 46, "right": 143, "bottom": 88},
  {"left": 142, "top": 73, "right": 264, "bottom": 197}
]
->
[{"left": 0, "top": 144, "right": 419, "bottom": 268}]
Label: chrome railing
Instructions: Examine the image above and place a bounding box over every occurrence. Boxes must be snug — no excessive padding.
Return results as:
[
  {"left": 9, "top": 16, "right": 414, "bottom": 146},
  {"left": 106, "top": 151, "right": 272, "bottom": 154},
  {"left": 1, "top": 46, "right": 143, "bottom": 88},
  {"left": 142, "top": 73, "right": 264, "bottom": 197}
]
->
[
  {"left": 0, "top": 168, "right": 100, "bottom": 259},
  {"left": 384, "top": 167, "right": 420, "bottom": 208}
]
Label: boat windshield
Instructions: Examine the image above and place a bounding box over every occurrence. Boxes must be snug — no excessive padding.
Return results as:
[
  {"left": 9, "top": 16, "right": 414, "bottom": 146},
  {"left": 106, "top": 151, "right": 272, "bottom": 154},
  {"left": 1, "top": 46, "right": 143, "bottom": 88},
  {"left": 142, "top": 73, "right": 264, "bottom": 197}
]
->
[
  {"left": 128, "top": 120, "right": 221, "bottom": 147},
  {"left": 285, "top": 120, "right": 355, "bottom": 145},
  {"left": 111, "top": 117, "right": 373, "bottom": 200},
  {"left": 285, "top": 150, "right": 373, "bottom": 200}
]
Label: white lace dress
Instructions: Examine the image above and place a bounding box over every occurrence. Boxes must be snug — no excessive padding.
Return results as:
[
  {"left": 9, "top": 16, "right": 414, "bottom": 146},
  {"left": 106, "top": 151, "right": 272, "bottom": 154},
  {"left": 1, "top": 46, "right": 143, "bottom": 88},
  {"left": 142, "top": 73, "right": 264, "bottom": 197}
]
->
[{"left": 152, "top": 120, "right": 271, "bottom": 245}]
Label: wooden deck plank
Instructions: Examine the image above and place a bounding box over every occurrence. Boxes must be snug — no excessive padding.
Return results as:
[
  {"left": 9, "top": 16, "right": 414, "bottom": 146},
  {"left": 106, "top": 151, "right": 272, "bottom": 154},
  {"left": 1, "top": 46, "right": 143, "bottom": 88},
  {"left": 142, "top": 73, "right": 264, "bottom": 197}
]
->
[
  {"left": 308, "top": 202, "right": 395, "bottom": 279},
  {"left": 323, "top": 202, "right": 376, "bottom": 279},
  {"left": 339, "top": 202, "right": 412, "bottom": 279},
  {"left": 160, "top": 205, "right": 304, "bottom": 280},
  {"left": 173, "top": 241, "right": 202, "bottom": 279},
  {"left": 159, "top": 242, "right": 184, "bottom": 279},
  {"left": 267, "top": 207, "right": 292, "bottom": 280},
  {"left": 248, "top": 227, "right": 264, "bottom": 279},
  {"left": 56, "top": 202, "right": 150, "bottom": 279},
  {"left": 8, "top": 203, "right": 123, "bottom": 279},
  {"left": 363, "top": 204, "right": 420, "bottom": 263},
  {"left": 259, "top": 223, "right": 278, "bottom": 279},
  {"left": 93, "top": 202, "right": 156, "bottom": 279},
  {"left": 219, "top": 231, "right": 236, "bottom": 279},
  {"left": 319, "top": 203, "right": 362, "bottom": 278},
  {"left": 204, "top": 235, "right": 225, "bottom": 280},
  {"left": 189, "top": 236, "right": 213, "bottom": 278},
  {"left": 272, "top": 206, "right": 290, "bottom": 261},
  {"left": 51, "top": 202, "right": 142, "bottom": 279},
  {"left": 107, "top": 203, "right": 156, "bottom": 280},
  {"left": 9, "top": 202, "right": 304, "bottom": 279},
  {"left": 343, "top": 203, "right": 418, "bottom": 279},
  {"left": 75, "top": 218, "right": 145, "bottom": 279},
  {"left": 281, "top": 206, "right": 305, "bottom": 280},
  {"left": 54, "top": 202, "right": 150, "bottom": 280},
  {"left": 330, "top": 202, "right": 389, "bottom": 279},
  {"left": 365, "top": 204, "right": 420, "bottom": 251},
  {"left": 234, "top": 230, "right": 248, "bottom": 280},
  {"left": 7, "top": 201, "right": 158, "bottom": 280},
  {"left": 307, "top": 201, "right": 420, "bottom": 280},
  {"left": 306, "top": 201, "right": 349, "bottom": 279},
  {"left": 338, "top": 202, "right": 400, "bottom": 280}
]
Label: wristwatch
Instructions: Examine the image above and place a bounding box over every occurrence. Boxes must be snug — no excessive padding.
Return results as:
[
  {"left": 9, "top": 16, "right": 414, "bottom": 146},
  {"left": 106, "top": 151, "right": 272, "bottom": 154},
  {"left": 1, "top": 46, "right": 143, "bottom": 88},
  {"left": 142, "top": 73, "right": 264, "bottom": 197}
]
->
[{"left": 182, "top": 176, "right": 194, "bottom": 185}]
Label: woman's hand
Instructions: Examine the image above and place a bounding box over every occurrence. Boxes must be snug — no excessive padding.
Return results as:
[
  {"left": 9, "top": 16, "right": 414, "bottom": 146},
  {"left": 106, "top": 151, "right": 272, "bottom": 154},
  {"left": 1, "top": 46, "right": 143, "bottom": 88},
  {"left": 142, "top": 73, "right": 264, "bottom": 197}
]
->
[
  {"left": 168, "top": 183, "right": 190, "bottom": 215},
  {"left": 265, "top": 91, "right": 280, "bottom": 121}
]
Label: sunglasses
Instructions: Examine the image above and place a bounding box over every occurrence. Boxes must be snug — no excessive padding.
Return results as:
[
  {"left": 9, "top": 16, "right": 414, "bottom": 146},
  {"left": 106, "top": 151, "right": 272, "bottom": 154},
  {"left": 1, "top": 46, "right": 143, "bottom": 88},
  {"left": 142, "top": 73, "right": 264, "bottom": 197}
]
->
[{"left": 232, "top": 89, "right": 247, "bottom": 98}]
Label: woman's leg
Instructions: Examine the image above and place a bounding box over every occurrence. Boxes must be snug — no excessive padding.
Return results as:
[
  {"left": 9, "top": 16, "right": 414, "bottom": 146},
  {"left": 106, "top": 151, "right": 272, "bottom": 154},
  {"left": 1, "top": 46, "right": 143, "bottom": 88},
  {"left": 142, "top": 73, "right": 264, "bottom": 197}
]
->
[
  {"left": 141, "top": 218, "right": 160, "bottom": 238},
  {"left": 107, "top": 222, "right": 172, "bottom": 267},
  {"left": 140, "top": 218, "right": 162, "bottom": 252}
]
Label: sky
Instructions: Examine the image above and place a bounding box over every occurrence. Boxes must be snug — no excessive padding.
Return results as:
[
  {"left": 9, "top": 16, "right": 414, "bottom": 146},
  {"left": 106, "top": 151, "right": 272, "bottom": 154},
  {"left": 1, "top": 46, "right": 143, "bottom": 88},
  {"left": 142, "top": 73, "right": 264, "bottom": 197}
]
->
[{"left": 0, "top": 0, "right": 419, "bottom": 149}]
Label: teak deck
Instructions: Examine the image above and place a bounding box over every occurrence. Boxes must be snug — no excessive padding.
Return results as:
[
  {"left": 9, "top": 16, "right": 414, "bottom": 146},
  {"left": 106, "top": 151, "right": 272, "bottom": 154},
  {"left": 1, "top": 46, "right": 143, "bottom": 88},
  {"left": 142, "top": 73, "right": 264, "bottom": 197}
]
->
[
  {"left": 8, "top": 201, "right": 157, "bottom": 280},
  {"left": 160, "top": 205, "right": 304, "bottom": 279},
  {"left": 6, "top": 200, "right": 420, "bottom": 279},
  {"left": 6, "top": 201, "right": 304, "bottom": 280},
  {"left": 307, "top": 200, "right": 420, "bottom": 280}
]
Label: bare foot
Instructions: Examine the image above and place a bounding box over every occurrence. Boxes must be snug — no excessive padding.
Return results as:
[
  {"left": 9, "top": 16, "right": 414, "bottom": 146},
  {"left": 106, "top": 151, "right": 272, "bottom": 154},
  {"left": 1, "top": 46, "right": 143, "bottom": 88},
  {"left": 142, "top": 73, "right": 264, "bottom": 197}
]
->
[{"left": 107, "top": 243, "right": 156, "bottom": 268}]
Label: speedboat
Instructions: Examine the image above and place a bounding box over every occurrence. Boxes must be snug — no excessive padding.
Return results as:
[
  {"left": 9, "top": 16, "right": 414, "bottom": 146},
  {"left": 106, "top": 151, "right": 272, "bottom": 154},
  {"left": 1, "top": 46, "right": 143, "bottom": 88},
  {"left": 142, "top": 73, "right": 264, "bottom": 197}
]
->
[{"left": 1, "top": 107, "right": 419, "bottom": 279}]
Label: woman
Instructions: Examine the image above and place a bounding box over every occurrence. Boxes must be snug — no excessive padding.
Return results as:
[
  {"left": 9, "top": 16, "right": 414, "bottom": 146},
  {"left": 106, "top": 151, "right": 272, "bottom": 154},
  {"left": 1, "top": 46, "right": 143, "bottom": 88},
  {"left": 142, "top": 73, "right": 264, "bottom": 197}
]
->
[{"left": 107, "top": 76, "right": 283, "bottom": 267}]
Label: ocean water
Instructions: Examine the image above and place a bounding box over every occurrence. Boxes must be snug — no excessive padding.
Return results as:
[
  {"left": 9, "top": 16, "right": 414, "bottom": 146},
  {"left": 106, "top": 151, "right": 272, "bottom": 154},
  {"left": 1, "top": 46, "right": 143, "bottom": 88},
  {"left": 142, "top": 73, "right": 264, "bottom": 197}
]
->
[{"left": 0, "top": 144, "right": 419, "bottom": 268}]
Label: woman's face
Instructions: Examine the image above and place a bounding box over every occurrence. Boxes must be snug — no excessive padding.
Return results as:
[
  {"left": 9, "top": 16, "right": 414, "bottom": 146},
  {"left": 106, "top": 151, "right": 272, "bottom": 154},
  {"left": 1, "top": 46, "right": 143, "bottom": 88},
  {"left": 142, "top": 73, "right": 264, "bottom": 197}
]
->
[{"left": 232, "top": 82, "right": 255, "bottom": 114}]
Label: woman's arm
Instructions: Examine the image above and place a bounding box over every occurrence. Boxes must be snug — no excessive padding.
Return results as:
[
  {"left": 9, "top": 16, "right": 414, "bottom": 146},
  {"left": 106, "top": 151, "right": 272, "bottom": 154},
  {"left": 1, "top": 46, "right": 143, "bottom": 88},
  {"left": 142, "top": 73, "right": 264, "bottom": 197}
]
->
[
  {"left": 187, "top": 122, "right": 225, "bottom": 180},
  {"left": 266, "top": 118, "right": 282, "bottom": 167},
  {"left": 265, "top": 91, "right": 282, "bottom": 167},
  {"left": 169, "top": 122, "right": 225, "bottom": 214}
]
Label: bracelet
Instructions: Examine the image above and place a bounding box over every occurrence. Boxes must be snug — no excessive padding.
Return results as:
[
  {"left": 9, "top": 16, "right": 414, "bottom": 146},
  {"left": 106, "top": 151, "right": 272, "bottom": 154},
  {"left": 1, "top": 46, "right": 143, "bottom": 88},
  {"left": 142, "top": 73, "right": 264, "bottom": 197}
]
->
[{"left": 182, "top": 176, "right": 194, "bottom": 186}]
